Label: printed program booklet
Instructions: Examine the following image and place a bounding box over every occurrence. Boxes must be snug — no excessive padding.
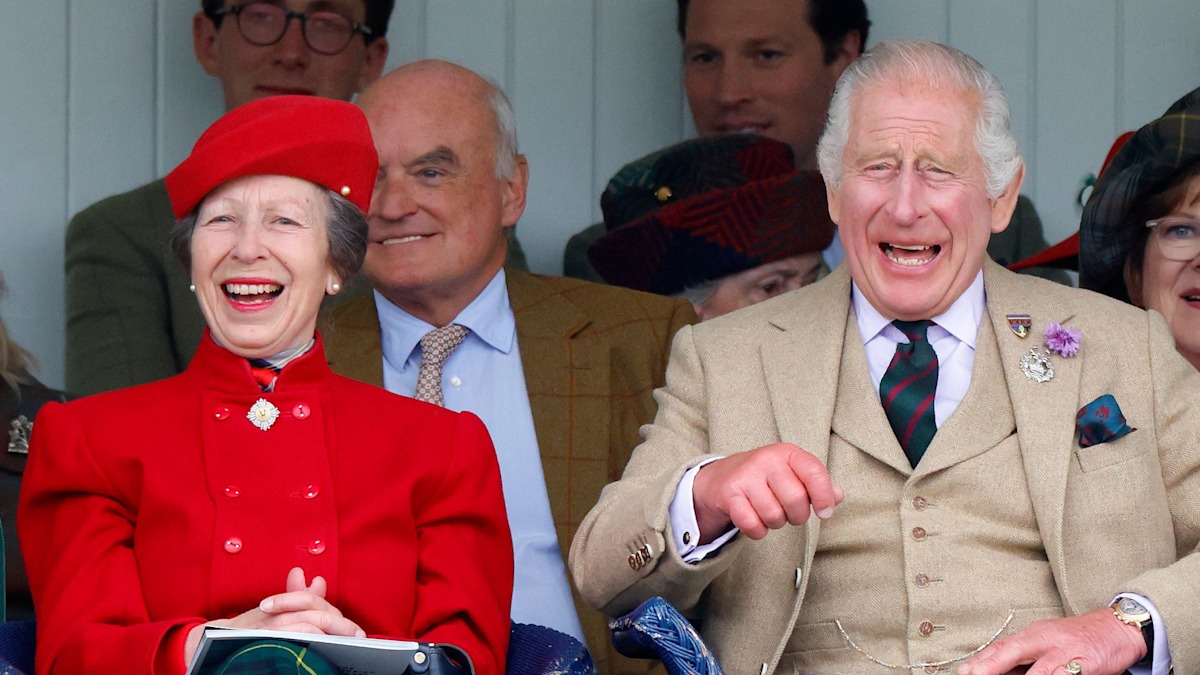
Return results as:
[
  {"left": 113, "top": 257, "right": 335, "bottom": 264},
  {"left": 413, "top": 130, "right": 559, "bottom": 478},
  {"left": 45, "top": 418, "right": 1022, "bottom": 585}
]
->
[{"left": 185, "top": 627, "right": 459, "bottom": 675}]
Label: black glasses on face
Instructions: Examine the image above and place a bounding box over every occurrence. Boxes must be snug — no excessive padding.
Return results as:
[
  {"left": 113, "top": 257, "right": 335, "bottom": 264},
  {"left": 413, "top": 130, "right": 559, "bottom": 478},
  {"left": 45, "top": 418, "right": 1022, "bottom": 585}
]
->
[{"left": 213, "top": 2, "right": 372, "bottom": 56}]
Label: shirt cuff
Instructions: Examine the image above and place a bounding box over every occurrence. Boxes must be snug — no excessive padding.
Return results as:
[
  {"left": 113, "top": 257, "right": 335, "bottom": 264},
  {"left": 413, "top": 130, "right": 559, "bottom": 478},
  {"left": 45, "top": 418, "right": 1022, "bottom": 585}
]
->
[
  {"left": 668, "top": 458, "right": 738, "bottom": 563},
  {"left": 1114, "top": 593, "right": 1170, "bottom": 675}
]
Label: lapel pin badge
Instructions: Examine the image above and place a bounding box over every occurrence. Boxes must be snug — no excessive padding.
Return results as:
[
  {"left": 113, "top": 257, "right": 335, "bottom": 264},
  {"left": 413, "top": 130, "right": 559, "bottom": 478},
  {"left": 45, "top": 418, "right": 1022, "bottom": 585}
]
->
[
  {"left": 1018, "top": 321, "right": 1081, "bottom": 383},
  {"left": 1019, "top": 348, "right": 1054, "bottom": 383},
  {"left": 1007, "top": 313, "right": 1032, "bottom": 338}
]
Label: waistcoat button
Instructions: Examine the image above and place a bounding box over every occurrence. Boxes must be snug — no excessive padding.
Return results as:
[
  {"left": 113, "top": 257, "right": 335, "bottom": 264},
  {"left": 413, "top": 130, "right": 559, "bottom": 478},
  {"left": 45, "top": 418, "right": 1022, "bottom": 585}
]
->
[
  {"left": 915, "top": 573, "right": 930, "bottom": 587},
  {"left": 224, "top": 485, "right": 241, "bottom": 498},
  {"left": 293, "top": 403, "right": 310, "bottom": 419},
  {"left": 308, "top": 540, "right": 326, "bottom": 555},
  {"left": 918, "top": 620, "right": 935, "bottom": 637},
  {"left": 304, "top": 484, "right": 319, "bottom": 499},
  {"left": 912, "top": 527, "right": 927, "bottom": 541},
  {"left": 912, "top": 496, "right": 928, "bottom": 510},
  {"left": 214, "top": 406, "right": 231, "bottom": 421},
  {"left": 224, "top": 537, "right": 242, "bottom": 553}
]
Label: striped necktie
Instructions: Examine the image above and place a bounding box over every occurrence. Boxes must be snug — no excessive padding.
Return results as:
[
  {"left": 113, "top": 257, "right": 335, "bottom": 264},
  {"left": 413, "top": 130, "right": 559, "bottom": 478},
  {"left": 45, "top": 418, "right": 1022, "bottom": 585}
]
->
[{"left": 879, "top": 320, "right": 939, "bottom": 467}]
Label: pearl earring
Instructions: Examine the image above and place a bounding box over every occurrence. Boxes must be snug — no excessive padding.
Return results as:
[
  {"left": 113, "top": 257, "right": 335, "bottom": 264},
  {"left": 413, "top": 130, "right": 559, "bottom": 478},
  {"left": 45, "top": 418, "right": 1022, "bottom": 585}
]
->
[
  {"left": 330, "top": 282, "right": 341, "bottom": 294},
  {"left": 189, "top": 284, "right": 196, "bottom": 293}
]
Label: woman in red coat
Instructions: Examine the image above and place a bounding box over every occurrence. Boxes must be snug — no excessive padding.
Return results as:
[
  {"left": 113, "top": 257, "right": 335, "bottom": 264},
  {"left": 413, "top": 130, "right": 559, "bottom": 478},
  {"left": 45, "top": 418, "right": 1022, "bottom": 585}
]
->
[{"left": 18, "top": 96, "right": 513, "bottom": 675}]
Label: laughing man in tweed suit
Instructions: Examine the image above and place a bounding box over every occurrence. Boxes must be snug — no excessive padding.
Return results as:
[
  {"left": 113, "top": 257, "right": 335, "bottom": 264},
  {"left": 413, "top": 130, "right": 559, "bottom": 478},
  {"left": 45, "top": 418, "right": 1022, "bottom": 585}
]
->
[
  {"left": 319, "top": 60, "right": 695, "bottom": 675},
  {"left": 571, "top": 40, "right": 1200, "bottom": 675}
]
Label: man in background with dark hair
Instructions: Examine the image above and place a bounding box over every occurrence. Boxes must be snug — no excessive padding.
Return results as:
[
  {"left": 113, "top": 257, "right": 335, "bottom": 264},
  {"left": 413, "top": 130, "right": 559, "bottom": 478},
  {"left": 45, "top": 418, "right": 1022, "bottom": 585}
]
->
[
  {"left": 563, "top": 0, "right": 869, "bottom": 280},
  {"left": 566, "top": 0, "right": 1066, "bottom": 286},
  {"left": 65, "top": 0, "right": 393, "bottom": 395},
  {"left": 675, "top": 0, "right": 868, "bottom": 170}
]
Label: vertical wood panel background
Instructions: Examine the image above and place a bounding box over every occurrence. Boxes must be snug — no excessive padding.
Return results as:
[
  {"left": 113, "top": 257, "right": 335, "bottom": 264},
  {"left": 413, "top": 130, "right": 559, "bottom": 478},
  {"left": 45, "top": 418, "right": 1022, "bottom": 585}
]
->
[
  {"left": 1034, "top": 1, "right": 1118, "bottom": 247},
  {"left": 0, "top": 2, "right": 68, "bottom": 388},
  {"left": 512, "top": 2, "right": 597, "bottom": 272},
  {"left": 0, "top": 0, "right": 1196, "bottom": 388}
]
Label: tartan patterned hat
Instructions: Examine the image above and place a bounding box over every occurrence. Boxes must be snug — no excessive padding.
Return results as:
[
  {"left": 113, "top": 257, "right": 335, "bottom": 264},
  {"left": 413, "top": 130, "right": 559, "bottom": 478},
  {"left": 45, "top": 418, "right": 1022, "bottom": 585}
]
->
[
  {"left": 1079, "top": 86, "right": 1200, "bottom": 299},
  {"left": 589, "top": 134, "right": 835, "bottom": 296},
  {"left": 165, "top": 95, "right": 378, "bottom": 219}
]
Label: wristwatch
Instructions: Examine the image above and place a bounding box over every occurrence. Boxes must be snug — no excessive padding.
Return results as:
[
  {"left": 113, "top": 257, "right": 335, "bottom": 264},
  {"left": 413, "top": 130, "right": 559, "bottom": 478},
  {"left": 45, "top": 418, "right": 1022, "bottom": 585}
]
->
[{"left": 1110, "top": 598, "right": 1154, "bottom": 667}]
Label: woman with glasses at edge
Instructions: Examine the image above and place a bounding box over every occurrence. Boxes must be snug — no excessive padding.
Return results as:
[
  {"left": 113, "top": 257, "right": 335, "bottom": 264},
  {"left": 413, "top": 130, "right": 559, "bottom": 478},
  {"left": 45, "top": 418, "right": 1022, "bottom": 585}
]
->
[{"left": 1080, "top": 86, "right": 1200, "bottom": 372}]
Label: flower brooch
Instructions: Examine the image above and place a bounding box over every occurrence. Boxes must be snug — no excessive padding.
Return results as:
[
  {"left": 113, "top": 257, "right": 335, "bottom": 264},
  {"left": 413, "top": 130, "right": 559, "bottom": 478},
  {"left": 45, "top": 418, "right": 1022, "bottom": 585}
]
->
[{"left": 1009, "top": 315, "right": 1080, "bottom": 383}]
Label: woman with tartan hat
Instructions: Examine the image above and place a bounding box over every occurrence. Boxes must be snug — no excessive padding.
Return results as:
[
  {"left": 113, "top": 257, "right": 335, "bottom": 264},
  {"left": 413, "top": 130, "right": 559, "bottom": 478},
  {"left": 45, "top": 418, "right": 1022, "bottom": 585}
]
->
[
  {"left": 588, "top": 134, "right": 836, "bottom": 321},
  {"left": 1080, "top": 87, "right": 1200, "bottom": 371},
  {"left": 18, "top": 96, "right": 512, "bottom": 675}
]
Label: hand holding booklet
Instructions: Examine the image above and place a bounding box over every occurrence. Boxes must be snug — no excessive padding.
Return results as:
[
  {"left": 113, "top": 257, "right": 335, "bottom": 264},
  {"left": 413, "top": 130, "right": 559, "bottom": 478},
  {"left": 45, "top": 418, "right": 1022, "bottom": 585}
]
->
[{"left": 185, "top": 627, "right": 473, "bottom": 675}]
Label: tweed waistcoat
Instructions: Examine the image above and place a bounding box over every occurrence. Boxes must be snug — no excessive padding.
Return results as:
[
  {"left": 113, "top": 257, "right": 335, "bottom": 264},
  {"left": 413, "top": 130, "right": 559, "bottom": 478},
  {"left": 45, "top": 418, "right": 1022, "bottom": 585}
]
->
[{"left": 780, "top": 311, "right": 1063, "bottom": 674}]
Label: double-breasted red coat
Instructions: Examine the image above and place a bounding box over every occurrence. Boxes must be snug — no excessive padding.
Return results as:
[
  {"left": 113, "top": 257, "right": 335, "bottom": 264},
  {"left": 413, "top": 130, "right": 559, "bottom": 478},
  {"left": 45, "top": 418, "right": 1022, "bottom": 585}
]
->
[{"left": 18, "top": 332, "right": 513, "bottom": 675}]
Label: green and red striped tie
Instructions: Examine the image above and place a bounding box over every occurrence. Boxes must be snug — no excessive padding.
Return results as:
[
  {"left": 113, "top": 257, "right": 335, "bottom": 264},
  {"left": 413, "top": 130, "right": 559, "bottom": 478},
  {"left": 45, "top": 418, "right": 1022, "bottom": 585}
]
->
[{"left": 880, "top": 320, "right": 939, "bottom": 467}]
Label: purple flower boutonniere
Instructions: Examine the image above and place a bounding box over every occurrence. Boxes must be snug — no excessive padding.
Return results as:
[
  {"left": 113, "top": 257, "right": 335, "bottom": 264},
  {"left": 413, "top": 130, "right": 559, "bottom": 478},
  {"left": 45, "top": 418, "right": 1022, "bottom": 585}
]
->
[{"left": 1043, "top": 322, "right": 1082, "bottom": 358}]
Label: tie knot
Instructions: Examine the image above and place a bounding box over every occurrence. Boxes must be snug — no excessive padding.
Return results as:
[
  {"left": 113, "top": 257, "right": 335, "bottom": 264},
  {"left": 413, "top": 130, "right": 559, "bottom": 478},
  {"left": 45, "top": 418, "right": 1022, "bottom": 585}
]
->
[
  {"left": 893, "top": 319, "right": 934, "bottom": 343},
  {"left": 419, "top": 324, "right": 469, "bottom": 366}
]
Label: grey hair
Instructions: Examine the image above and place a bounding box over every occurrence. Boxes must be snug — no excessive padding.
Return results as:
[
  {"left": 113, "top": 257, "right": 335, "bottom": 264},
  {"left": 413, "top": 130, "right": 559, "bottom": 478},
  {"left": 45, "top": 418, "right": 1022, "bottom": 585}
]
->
[
  {"left": 675, "top": 278, "right": 722, "bottom": 308},
  {"left": 816, "top": 39, "right": 1022, "bottom": 200},
  {"left": 486, "top": 81, "right": 520, "bottom": 179},
  {"left": 170, "top": 188, "right": 368, "bottom": 285}
]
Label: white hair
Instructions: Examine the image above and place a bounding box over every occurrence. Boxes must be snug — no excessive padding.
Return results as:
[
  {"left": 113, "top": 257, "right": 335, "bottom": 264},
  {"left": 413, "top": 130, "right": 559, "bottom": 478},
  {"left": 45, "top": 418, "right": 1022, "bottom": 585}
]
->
[
  {"left": 485, "top": 82, "right": 519, "bottom": 179},
  {"left": 675, "top": 278, "right": 722, "bottom": 308},
  {"left": 816, "top": 39, "right": 1022, "bottom": 199}
]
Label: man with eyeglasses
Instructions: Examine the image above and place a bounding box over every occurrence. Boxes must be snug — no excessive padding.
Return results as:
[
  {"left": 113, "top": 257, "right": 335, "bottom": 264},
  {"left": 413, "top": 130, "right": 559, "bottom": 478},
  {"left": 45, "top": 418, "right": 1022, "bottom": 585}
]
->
[{"left": 63, "top": 1, "right": 392, "bottom": 395}]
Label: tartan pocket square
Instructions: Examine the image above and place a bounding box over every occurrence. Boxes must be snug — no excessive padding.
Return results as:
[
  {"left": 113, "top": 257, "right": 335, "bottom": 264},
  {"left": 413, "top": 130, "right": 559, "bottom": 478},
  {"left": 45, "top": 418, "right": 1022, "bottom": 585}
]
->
[{"left": 1075, "top": 394, "right": 1135, "bottom": 448}]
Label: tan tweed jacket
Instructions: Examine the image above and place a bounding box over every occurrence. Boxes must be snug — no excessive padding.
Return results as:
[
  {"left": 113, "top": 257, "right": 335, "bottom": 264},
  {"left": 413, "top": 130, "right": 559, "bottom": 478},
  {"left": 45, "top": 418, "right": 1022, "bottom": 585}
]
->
[
  {"left": 320, "top": 270, "right": 696, "bottom": 674},
  {"left": 571, "top": 261, "right": 1200, "bottom": 675}
]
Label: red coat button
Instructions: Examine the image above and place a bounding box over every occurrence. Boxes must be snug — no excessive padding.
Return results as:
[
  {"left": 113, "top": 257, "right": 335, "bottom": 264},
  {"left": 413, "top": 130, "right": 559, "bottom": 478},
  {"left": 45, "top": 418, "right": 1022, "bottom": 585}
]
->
[
  {"left": 293, "top": 403, "right": 310, "bottom": 419},
  {"left": 214, "top": 406, "right": 231, "bottom": 420},
  {"left": 224, "top": 485, "right": 241, "bottom": 498},
  {"left": 224, "top": 537, "right": 243, "bottom": 553},
  {"left": 308, "top": 540, "right": 326, "bottom": 555},
  {"left": 304, "top": 485, "right": 319, "bottom": 499}
]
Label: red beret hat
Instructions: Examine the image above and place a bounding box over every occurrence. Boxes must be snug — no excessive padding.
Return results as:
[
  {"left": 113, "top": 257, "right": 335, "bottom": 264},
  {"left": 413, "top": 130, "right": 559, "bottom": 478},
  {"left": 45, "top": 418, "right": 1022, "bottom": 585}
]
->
[{"left": 164, "top": 95, "right": 378, "bottom": 219}]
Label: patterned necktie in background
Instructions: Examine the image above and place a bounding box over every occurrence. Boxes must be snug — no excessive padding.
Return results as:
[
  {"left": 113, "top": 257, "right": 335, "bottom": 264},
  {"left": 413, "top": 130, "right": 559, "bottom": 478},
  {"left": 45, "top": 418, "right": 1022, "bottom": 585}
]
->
[
  {"left": 414, "top": 324, "right": 469, "bottom": 407},
  {"left": 879, "top": 319, "right": 939, "bottom": 467}
]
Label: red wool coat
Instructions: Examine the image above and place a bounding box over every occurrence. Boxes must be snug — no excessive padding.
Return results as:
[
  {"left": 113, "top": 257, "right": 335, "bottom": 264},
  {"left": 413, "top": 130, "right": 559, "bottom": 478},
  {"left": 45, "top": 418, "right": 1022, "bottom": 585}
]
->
[{"left": 18, "top": 332, "right": 513, "bottom": 675}]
